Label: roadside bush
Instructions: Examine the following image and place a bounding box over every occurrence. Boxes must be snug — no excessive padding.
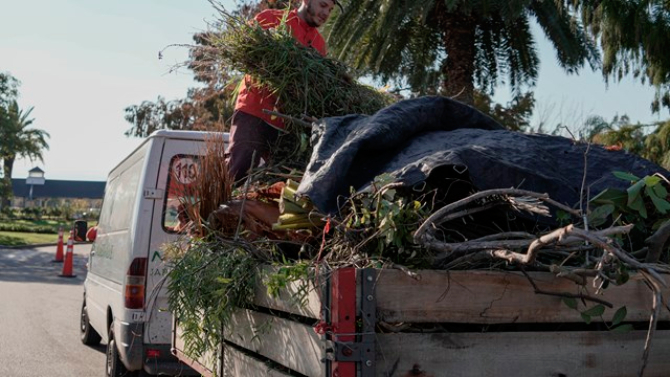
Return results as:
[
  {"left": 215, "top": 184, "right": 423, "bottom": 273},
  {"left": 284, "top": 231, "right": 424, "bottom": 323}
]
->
[
  {"left": 0, "top": 234, "right": 27, "bottom": 246},
  {"left": 20, "top": 207, "right": 45, "bottom": 221},
  {"left": 0, "top": 223, "right": 58, "bottom": 234}
]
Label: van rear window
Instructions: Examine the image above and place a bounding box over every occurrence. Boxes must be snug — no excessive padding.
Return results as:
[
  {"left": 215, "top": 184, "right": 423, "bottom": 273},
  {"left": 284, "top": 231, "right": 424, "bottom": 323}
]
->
[{"left": 163, "top": 155, "right": 200, "bottom": 233}]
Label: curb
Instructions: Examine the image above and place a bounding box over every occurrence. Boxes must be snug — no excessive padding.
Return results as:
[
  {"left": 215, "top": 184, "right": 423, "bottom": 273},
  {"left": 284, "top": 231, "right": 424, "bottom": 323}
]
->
[{"left": 0, "top": 241, "right": 93, "bottom": 250}]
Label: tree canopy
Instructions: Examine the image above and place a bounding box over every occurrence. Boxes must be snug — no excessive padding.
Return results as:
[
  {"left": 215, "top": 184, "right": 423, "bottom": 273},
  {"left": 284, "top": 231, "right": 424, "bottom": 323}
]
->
[
  {"left": 324, "top": 0, "right": 599, "bottom": 104},
  {"left": 125, "top": 0, "right": 670, "bottom": 137}
]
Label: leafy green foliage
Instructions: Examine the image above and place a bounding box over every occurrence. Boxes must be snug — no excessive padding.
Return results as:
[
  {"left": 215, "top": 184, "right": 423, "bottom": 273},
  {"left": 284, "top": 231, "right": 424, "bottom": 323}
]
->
[
  {"left": 264, "top": 260, "right": 311, "bottom": 307},
  {"left": 167, "top": 235, "right": 315, "bottom": 364},
  {"left": 562, "top": 297, "right": 629, "bottom": 329},
  {"left": 590, "top": 171, "right": 670, "bottom": 261},
  {"left": 591, "top": 172, "right": 670, "bottom": 223},
  {"left": 612, "top": 306, "right": 628, "bottom": 326},
  {"left": 167, "top": 238, "right": 261, "bottom": 362},
  {"left": 582, "top": 304, "right": 605, "bottom": 320},
  {"left": 331, "top": 173, "right": 431, "bottom": 266}
]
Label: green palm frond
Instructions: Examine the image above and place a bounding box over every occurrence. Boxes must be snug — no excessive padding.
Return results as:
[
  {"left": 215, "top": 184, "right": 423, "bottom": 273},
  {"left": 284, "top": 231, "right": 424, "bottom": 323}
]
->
[
  {"left": 0, "top": 100, "right": 50, "bottom": 164},
  {"left": 529, "top": 0, "right": 600, "bottom": 73},
  {"left": 326, "top": 0, "right": 599, "bottom": 100}
]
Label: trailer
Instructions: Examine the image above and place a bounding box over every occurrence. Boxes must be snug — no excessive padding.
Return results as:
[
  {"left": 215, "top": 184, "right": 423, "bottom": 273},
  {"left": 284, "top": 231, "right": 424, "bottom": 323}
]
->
[{"left": 172, "top": 267, "right": 670, "bottom": 377}]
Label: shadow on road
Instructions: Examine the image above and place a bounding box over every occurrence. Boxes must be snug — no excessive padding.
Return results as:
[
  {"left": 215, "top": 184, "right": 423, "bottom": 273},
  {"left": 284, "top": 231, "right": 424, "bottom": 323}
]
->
[
  {"left": 0, "top": 246, "right": 88, "bottom": 285},
  {"left": 86, "top": 343, "right": 107, "bottom": 354}
]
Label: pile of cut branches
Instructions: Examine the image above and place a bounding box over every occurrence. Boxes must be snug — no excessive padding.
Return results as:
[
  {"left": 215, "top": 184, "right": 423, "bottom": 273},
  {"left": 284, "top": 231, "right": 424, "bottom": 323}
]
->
[
  {"left": 291, "top": 172, "right": 670, "bottom": 377},
  {"left": 208, "top": 7, "right": 392, "bottom": 119}
]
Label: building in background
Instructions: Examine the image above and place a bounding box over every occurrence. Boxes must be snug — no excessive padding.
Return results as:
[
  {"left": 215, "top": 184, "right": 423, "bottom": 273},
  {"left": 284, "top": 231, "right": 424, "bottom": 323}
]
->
[{"left": 10, "top": 167, "right": 105, "bottom": 217}]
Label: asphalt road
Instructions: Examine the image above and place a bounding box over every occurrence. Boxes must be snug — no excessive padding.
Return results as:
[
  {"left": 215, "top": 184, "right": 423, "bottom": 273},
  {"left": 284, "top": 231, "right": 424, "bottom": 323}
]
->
[{"left": 0, "top": 243, "right": 106, "bottom": 377}]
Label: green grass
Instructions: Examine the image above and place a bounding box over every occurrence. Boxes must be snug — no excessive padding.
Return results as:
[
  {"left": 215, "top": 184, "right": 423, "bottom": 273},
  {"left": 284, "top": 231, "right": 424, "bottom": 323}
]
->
[
  {"left": 0, "top": 231, "right": 59, "bottom": 246},
  {"left": 0, "top": 218, "right": 98, "bottom": 246}
]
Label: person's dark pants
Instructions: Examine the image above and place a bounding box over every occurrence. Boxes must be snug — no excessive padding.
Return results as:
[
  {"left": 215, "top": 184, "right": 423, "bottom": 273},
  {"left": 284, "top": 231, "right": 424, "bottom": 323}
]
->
[{"left": 226, "top": 110, "right": 280, "bottom": 183}]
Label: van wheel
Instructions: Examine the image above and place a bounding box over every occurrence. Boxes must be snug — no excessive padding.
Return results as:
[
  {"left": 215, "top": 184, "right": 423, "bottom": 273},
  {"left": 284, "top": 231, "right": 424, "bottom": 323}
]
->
[
  {"left": 106, "top": 325, "right": 133, "bottom": 377},
  {"left": 80, "top": 299, "right": 101, "bottom": 345}
]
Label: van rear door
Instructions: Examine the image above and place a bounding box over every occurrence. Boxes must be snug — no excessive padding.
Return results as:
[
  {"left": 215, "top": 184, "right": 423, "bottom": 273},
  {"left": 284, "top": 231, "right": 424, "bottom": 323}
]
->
[
  {"left": 144, "top": 137, "right": 206, "bottom": 344},
  {"left": 86, "top": 141, "right": 150, "bottom": 337}
]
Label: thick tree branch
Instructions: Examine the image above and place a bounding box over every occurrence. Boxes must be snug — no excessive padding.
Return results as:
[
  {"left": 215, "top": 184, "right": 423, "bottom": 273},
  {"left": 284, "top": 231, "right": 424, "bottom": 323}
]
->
[
  {"left": 414, "top": 188, "right": 580, "bottom": 244},
  {"left": 429, "top": 224, "right": 634, "bottom": 264},
  {"left": 645, "top": 221, "right": 670, "bottom": 263}
]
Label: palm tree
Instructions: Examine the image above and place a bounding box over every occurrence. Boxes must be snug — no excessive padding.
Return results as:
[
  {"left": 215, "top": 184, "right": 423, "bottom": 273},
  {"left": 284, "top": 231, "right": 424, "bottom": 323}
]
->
[
  {"left": 0, "top": 101, "right": 50, "bottom": 205},
  {"left": 325, "top": 0, "right": 600, "bottom": 105}
]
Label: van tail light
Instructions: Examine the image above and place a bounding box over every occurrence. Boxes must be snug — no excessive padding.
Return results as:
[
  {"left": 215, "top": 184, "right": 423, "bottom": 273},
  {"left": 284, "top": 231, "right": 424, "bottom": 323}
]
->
[
  {"left": 125, "top": 257, "right": 147, "bottom": 309},
  {"left": 146, "top": 348, "right": 161, "bottom": 358}
]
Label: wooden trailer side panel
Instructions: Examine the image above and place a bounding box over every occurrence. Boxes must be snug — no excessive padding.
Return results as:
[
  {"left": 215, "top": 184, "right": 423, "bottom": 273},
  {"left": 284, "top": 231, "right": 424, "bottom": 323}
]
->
[
  {"left": 173, "top": 308, "right": 326, "bottom": 377},
  {"left": 253, "top": 267, "right": 323, "bottom": 319},
  {"left": 172, "top": 318, "right": 220, "bottom": 377},
  {"left": 223, "top": 308, "right": 326, "bottom": 377},
  {"left": 375, "top": 270, "right": 670, "bottom": 324},
  {"left": 376, "top": 330, "right": 670, "bottom": 377},
  {"left": 223, "top": 345, "right": 294, "bottom": 377}
]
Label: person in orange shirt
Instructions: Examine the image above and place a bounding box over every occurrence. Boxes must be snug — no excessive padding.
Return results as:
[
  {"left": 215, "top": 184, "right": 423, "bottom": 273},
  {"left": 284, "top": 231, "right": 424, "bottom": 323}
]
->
[{"left": 226, "top": 0, "right": 339, "bottom": 183}]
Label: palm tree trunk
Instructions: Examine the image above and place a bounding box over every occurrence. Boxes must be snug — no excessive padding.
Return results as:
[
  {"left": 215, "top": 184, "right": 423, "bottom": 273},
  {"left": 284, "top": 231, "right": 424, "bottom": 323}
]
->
[
  {"left": 1, "top": 156, "right": 14, "bottom": 208},
  {"left": 438, "top": 8, "right": 477, "bottom": 105}
]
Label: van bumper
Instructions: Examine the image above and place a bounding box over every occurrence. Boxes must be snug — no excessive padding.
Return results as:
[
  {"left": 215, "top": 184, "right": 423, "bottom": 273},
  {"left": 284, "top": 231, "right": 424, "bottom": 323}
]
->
[
  {"left": 143, "top": 344, "right": 199, "bottom": 376},
  {"left": 117, "top": 322, "right": 197, "bottom": 375}
]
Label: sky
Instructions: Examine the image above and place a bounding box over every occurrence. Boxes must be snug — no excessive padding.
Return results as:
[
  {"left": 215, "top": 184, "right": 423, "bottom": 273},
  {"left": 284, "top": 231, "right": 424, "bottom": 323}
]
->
[{"left": 1, "top": 0, "right": 666, "bottom": 182}]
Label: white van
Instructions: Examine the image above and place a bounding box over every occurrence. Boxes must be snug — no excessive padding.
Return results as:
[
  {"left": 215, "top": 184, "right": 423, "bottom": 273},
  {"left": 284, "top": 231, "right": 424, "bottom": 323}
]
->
[{"left": 80, "top": 130, "right": 228, "bottom": 377}]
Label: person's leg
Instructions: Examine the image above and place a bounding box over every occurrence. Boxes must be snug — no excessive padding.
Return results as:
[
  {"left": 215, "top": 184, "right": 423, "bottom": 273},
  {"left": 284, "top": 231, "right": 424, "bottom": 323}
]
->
[{"left": 226, "top": 111, "right": 279, "bottom": 183}]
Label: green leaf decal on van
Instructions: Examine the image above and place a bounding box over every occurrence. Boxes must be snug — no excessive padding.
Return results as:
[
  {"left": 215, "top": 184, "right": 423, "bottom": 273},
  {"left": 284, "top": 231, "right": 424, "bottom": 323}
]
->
[{"left": 152, "top": 250, "right": 163, "bottom": 262}]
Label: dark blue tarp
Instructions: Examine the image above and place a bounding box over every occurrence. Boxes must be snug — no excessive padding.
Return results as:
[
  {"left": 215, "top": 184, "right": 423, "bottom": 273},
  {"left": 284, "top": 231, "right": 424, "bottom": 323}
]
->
[{"left": 297, "top": 96, "right": 667, "bottom": 215}]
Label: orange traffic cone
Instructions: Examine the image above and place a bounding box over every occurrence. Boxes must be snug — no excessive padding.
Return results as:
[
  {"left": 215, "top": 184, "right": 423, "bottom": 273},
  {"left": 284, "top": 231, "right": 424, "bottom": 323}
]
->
[
  {"left": 59, "top": 231, "right": 76, "bottom": 278},
  {"left": 52, "top": 227, "right": 64, "bottom": 262}
]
